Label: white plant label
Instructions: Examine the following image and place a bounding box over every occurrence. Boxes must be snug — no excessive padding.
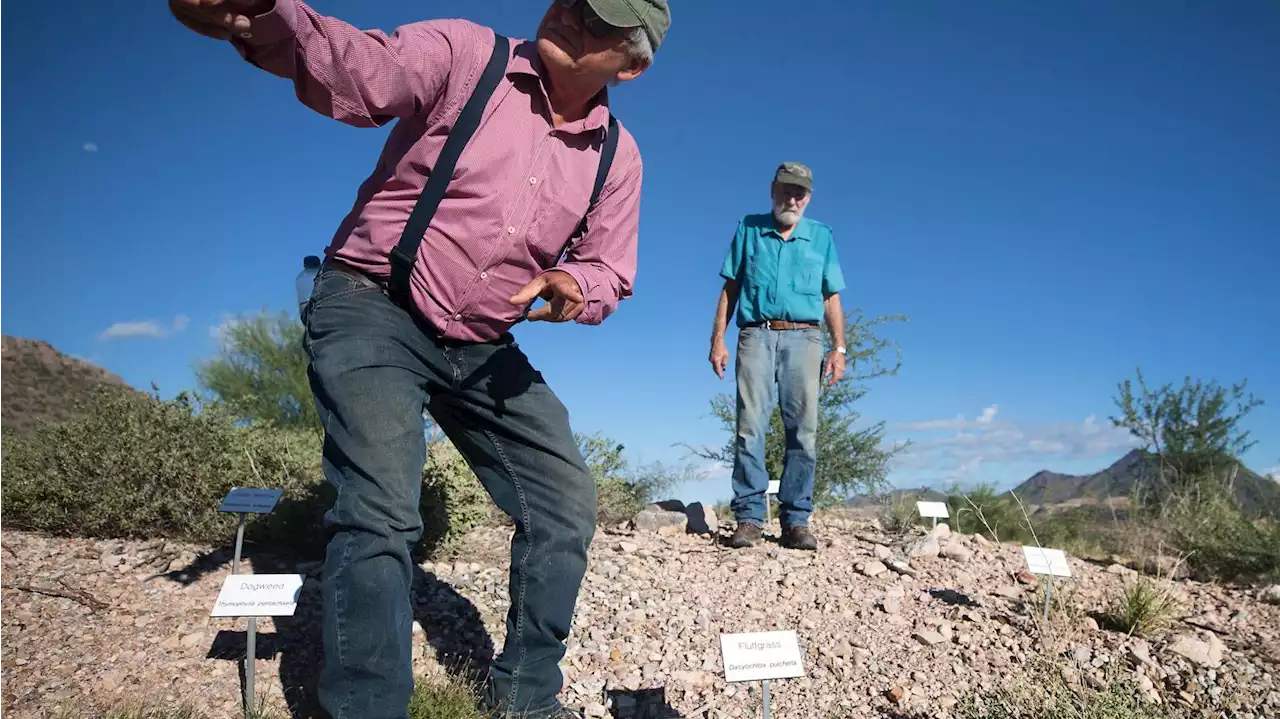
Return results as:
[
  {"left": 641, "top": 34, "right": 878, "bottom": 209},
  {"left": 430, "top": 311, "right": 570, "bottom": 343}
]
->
[
  {"left": 720, "top": 630, "right": 805, "bottom": 683},
  {"left": 211, "top": 574, "right": 304, "bottom": 617},
  {"left": 767, "top": 480, "right": 781, "bottom": 495},
  {"left": 916, "top": 501, "right": 949, "bottom": 519},
  {"left": 218, "top": 487, "right": 284, "bottom": 514},
  {"left": 1022, "top": 546, "right": 1072, "bottom": 578}
]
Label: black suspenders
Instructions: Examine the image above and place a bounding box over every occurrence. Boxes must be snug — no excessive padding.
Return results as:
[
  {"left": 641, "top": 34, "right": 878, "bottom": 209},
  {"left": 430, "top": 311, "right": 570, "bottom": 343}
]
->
[{"left": 386, "top": 32, "right": 620, "bottom": 323}]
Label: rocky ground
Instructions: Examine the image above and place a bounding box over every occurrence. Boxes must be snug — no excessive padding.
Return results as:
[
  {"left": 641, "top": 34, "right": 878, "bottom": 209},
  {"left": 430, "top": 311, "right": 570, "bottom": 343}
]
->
[{"left": 3, "top": 509, "right": 1279, "bottom": 718}]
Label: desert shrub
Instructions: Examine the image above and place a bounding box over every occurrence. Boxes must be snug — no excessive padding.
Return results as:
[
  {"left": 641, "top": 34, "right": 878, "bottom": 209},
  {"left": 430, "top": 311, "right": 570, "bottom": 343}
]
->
[
  {"left": 953, "top": 658, "right": 1198, "bottom": 719},
  {"left": 1108, "top": 574, "right": 1181, "bottom": 637},
  {"left": 420, "top": 438, "right": 498, "bottom": 550},
  {"left": 947, "top": 484, "right": 1033, "bottom": 543},
  {"left": 1163, "top": 489, "right": 1280, "bottom": 583},
  {"left": 578, "top": 433, "right": 684, "bottom": 525},
  {"left": 0, "top": 386, "right": 494, "bottom": 557},
  {"left": 879, "top": 496, "right": 919, "bottom": 536}
]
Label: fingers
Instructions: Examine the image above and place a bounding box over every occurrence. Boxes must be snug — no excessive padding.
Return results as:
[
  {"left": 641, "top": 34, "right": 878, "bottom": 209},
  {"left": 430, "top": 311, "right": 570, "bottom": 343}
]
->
[
  {"left": 525, "top": 298, "right": 584, "bottom": 322},
  {"left": 508, "top": 275, "right": 550, "bottom": 306}
]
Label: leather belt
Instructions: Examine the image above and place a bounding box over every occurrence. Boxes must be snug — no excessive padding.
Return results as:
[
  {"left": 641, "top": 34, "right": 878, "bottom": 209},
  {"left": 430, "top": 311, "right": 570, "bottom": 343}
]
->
[
  {"left": 323, "top": 257, "right": 389, "bottom": 292},
  {"left": 746, "top": 319, "right": 820, "bottom": 330}
]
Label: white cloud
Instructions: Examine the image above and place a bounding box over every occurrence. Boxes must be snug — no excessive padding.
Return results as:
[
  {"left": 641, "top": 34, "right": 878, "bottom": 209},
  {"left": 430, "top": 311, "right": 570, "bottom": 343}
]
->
[
  {"left": 97, "top": 315, "right": 190, "bottom": 341},
  {"left": 890, "top": 405, "right": 1141, "bottom": 483},
  {"left": 98, "top": 320, "right": 165, "bottom": 340},
  {"left": 83, "top": 142, "right": 98, "bottom": 153}
]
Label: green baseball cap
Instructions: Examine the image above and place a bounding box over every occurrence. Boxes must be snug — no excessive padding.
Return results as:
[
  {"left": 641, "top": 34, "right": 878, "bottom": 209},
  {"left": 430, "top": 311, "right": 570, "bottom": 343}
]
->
[
  {"left": 587, "top": 0, "right": 671, "bottom": 52},
  {"left": 774, "top": 161, "right": 813, "bottom": 191}
]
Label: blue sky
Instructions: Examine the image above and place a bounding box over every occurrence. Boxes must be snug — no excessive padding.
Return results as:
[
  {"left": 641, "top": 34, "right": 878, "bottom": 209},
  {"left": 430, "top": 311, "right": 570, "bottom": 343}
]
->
[{"left": 3, "top": 1, "right": 1278, "bottom": 508}]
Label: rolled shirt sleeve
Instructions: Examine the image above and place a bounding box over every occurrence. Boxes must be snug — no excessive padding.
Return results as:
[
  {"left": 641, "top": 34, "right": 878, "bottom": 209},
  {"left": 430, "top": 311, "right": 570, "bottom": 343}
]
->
[{"left": 719, "top": 220, "right": 747, "bottom": 282}]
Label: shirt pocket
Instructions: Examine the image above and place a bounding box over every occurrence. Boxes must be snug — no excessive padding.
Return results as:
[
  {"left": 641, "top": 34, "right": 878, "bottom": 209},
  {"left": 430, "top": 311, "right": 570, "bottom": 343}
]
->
[
  {"left": 791, "top": 249, "right": 826, "bottom": 296},
  {"left": 525, "top": 185, "right": 591, "bottom": 268}
]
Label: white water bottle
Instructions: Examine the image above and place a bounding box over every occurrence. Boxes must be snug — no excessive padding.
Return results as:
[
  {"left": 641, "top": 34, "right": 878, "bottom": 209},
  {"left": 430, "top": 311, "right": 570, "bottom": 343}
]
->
[{"left": 296, "top": 255, "right": 321, "bottom": 320}]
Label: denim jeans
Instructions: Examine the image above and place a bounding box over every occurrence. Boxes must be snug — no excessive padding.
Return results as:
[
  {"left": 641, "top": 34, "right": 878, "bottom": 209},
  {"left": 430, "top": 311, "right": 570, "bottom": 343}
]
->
[
  {"left": 729, "top": 325, "right": 824, "bottom": 528},
  {"left": 301, "top": 266, "right": 596, "bottom": 719}
]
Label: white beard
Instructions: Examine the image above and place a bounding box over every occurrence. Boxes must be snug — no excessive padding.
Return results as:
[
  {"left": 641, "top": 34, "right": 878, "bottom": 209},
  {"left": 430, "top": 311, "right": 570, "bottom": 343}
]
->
[{"left": 773, "top": 204, "right": 803, "bottom": 226}]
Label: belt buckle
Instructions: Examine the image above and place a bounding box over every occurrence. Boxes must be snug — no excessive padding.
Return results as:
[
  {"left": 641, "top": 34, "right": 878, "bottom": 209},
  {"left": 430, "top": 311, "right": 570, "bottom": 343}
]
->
[{"left": 764, "top": 320, "right": 774, "bottom": 330}]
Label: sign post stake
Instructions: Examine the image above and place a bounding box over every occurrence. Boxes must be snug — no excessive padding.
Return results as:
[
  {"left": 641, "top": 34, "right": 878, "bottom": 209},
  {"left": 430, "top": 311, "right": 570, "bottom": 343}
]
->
[
  {"left": 1043, "top": 577, "right": 1053, "bottom": 623},
  {"left": 218, "top": 487, "right": 285, "bottom": 719},
  {"left": 762, "top": 679, "right": 771, "bottom": 719}
]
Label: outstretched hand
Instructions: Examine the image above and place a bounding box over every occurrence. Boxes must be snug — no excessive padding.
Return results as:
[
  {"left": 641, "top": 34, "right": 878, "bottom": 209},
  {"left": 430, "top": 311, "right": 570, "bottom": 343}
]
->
[
  {"left": 169, "top": 0, "right": 271, "bottom": 41},
  {"left": 509, "top": 271, "right": 585, "bottom": 322}
]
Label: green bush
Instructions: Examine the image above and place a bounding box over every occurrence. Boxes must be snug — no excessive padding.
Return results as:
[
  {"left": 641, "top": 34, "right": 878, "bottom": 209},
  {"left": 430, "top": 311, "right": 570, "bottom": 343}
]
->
[
  {"left": 0, "top": 386, "right": 493, "bottom": 557},
  {"left": 420, "top": 438, "right": 498, "bottom": 549},
  {"left": 1163, "top": 489, "right": 1280, "bottom": 583}
]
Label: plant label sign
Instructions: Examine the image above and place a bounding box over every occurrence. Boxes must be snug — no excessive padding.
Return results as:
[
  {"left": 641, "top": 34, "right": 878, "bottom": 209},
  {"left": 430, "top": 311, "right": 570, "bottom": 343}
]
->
[
  {"left": 720, "top": 630, "right": 805, "bottom": 683},
  {"left": 1022, "top": 546, "right": 1072, "bottom": 578},
  {"left": 767, "top": 480, "right": 781, "bottom": 495},
  {"left": 916, "top": 501, "right": 949, "bottom": 519},
  {"left": 218, "top": 487, "right": 284, "bottom": 514},
  {"left": 211, "top": 574, "right": 304, "bottom": 617}
]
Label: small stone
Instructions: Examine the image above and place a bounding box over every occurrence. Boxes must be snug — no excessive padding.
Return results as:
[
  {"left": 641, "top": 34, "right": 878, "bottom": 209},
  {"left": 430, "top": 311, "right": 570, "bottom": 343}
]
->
[
  {"left": 858, "top": 560, "right": 888, "bottom": 578},
  {"left": 887, "top": 560, "right": 918, "bottom": 577},
  {"left": 1015, "top": 570, "right": 1038, "bottom": 587},
  {"left": 1082, "top": 617, "right": 1100, "bottom": 632},
  {"left": 618, "top": 541, "right": 639, "bottom": 553},
  {"left": 1260, "top": 585, "right": 1280, "bottom": 605},
  {"left": 914, "top": 631, "right": 946, "bottom": 646},
  {"left": 930, "top": 522, "right": 952, "bottom": 540},
  {"left": 995, "top": 586, "right": 1024, "bottom": 600},
  {"left": 886, "top": 685, "right": 907, "bottom": 704},
  {"left": 881, "top": 597, "right": 902, "bottom": 615},
  {"left": 180, "top": 633, "right": 203, "bottom": 649},
  {"left": 971, "top": 534, "right": 992, "bottom": 548},
  {"left": 873, "top": 545, "right": 892, "bottom": 561}
]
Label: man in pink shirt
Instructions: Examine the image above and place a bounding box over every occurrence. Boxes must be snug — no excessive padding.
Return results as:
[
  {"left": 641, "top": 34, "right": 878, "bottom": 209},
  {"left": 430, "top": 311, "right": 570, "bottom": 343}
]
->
[{"left": 170, "top": 1, "right": 670, "bottom": 717}]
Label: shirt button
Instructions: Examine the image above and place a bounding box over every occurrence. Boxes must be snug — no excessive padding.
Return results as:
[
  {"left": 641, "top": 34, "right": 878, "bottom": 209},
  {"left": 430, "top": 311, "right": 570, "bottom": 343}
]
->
[
  {"left": 507, "top": 226, "right": 516, "bottom": 234},
  {"left": 480, "top": 272, "right": 488, "bottom": 279},
  {"left": 528, "top": 177, "right": 537, "bottom": 185},
  {"left": 239, "top": 31, "right": 253, "bottom": 39},
  {"left": 454, "top": 313, "right": 462, "bottom": 320}
]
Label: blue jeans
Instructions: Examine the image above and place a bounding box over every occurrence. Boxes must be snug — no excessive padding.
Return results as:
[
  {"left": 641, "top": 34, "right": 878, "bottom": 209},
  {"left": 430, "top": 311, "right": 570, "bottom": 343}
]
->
[
  {"left": 301, "top": 266, "right": 596, "bottom": 719},
  {"left": 729, "top": 325, "right": 824, "bottom": 528}
]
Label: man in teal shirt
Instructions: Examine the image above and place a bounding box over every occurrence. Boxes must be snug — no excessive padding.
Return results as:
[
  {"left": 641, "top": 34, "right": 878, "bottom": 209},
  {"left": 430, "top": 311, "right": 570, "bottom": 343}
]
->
[{"left": 709, "top": 162, "right": 847, "bottom": 550}]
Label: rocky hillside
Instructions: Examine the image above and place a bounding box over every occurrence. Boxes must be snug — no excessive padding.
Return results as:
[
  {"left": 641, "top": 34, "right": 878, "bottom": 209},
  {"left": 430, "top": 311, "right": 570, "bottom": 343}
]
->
[
  {"left": 1, "top": 335, "right": 133, "bottom": 437},
  {"left": 1013, "top": 449, "right": 1280, "bottom": 516},
  {"left": 3, "top": 512, "right": 1278, "bottom": 718}
]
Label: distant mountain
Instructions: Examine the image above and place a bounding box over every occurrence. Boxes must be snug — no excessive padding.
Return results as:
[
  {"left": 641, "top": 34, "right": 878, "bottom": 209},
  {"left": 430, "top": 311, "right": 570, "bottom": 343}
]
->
[
  {"left": 1012, "top": 448, "right": 1280, "bottom": 517},
  {"left": 1, "top": 335, "right": 134, "bottom": 437}
]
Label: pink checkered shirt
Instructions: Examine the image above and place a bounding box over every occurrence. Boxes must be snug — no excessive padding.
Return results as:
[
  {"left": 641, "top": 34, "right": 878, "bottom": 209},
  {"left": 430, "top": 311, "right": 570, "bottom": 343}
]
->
[{"left": 234, "top": 1, "right": 642, "bottom": 342}]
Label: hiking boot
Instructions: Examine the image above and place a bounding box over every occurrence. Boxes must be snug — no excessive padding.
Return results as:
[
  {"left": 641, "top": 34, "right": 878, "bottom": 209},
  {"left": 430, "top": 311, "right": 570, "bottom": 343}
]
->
[
  {"left": 724, "top": 522, "right": 763, "bottom": 548},
  {"left": 780, "top": 525, "right": 817, "bottom": 550}
]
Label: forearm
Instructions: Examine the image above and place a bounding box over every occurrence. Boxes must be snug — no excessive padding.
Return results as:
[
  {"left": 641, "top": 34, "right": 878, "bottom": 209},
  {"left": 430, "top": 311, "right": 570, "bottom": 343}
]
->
[
  {"left": 230, "top": 0, "right": 451, "bottom": 127},
  {"left": 823, "top": 293, "right": 844, "bottom": 347},
  {"left": 712, "top": 280, "right": 739, "bottom": 343}
]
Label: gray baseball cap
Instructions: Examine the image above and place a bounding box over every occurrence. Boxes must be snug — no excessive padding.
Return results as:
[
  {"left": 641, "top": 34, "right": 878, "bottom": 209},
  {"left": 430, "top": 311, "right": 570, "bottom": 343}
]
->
[
  {"left": 587, "top": 0, "right": 672, "bottom": 51},
  {"left": 773, "top": 161, "right": 813, "bottom": 191}
]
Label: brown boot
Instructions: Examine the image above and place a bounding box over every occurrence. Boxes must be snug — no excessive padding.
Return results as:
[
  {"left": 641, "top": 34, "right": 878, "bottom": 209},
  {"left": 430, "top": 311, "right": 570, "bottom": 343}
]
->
[
  {"left": 780, "top": 525, "right": 817, "bottom": 551},
  {"left": 724, "top": 522, "right": 763, "bottom": 548}
]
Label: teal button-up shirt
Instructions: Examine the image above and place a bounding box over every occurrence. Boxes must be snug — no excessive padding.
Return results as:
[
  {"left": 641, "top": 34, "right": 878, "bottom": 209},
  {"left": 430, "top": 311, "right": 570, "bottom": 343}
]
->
[{"left": 719, "top": 214, "right": 845, "bottom": 327}]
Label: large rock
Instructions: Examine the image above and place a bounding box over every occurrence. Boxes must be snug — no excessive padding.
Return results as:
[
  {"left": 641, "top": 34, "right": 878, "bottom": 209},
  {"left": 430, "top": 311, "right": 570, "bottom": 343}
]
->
[
  {"left": 856, "top": 560, "right": 888, "bottom": 578},
  {"left": 632, "top": 506, "right": 688, "bottom": 534},
  {"left": 684, "top": 502, "right": 718, "bottom": 534},
  {"left": 1260, "top": 585, "right": 1280, "bottom": 605},
  {"left": 906, "top": 536, "right": 940, "bottom": 559},
  {"left": 1167, "top": 633, "right": 1226, "bottom": 668},
  {"left": 930, "top": 522, "right": 952, "bottom": 540},
  {"left": 941, "top": 539, "right": 972, "bottom": 562}
]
